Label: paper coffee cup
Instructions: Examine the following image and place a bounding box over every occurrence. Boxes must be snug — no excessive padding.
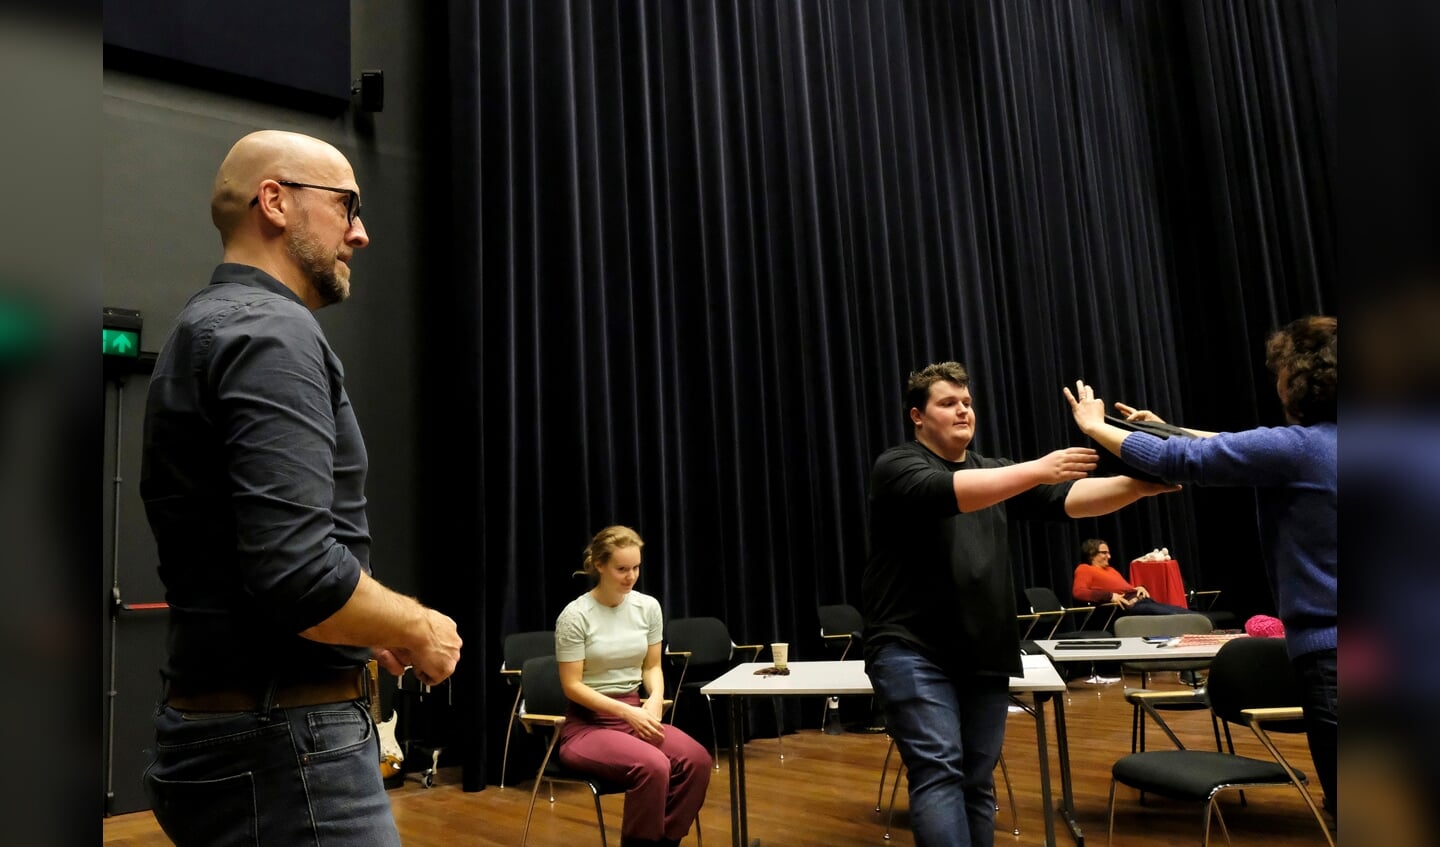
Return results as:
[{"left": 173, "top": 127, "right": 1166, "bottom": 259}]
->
[{"left": 771, "top": 642, "right": 789, "bottom": 669}]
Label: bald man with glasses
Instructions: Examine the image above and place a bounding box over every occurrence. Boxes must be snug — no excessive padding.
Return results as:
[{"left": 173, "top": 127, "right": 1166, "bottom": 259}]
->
[{"left": 141, "top": 131, "right": 462, "bottom": 846}]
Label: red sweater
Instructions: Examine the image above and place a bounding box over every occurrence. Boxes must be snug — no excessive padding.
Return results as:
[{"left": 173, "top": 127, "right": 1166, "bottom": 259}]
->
[{"left": 1072, "top": 563, "right": 1138, "bottom": 604}]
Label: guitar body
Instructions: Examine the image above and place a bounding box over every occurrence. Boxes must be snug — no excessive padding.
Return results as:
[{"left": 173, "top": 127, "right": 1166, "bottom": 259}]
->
[{"left": 377, "top": 710, "right": 404, "bottom": 779}]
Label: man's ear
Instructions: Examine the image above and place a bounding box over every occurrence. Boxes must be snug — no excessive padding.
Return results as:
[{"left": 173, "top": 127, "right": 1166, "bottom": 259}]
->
[{"left": 254, "top": 180, "right": 288, "bottom": 226}]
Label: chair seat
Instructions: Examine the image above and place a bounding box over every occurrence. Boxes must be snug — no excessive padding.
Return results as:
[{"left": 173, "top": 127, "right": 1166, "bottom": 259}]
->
[
  {"left": 1113, "top": 750, "right": 1305, "bottom": 800},
  {"left": 543, "top": 756, "right": 625, "bottom": 794}
]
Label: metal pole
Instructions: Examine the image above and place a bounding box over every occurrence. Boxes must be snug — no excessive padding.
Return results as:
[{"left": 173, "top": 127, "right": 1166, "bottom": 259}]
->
[{"left": 105, "top": 379, "right": 124, "bottom": 814}]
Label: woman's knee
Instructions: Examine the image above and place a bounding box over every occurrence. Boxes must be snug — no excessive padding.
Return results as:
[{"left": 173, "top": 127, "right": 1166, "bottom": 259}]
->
[{"left": 653, "top": 728, "right": 706, "bottom": 767}]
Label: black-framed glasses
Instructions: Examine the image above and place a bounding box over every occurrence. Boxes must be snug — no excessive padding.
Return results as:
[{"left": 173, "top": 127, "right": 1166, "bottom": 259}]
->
[{"left": 250, "top": 180, "right": 362, "bottom": 225}]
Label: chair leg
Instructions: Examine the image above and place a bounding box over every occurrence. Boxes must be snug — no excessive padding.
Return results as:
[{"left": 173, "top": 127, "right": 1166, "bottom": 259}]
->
[
  {"left": 1203, "top": 798, "right": 1233, "bottom": 847},
  {"left": 1106, "top": 779, "right": 1118, "bottom": 847},
  {"left": 1249, "top": 725, "right": 1336, "bottom": 847},
  {"left": 702, "top": 693, "right": 721, "bottom": 770},
  {"left": 500, "top": 686, "right": 523, "bottom": 788},
  {"left": 876, "top": 737, "right": 896, "bottom": 812},
  {"left": 589, "top": 784, "right": 608, "bottom": 847},
  {"left": 997, "top": 753, "right": 1019, "bottom": 836},
  {"left": 884, "top": 763, "right": 906, "bottom": 839},
  {"left": 520, "top": 772, "right": 548, "bottom": 846}
]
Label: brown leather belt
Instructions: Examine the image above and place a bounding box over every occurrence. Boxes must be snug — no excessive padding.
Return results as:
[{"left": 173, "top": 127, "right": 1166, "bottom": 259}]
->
[{"left": 166, "top": 660, "right": 379, "bottom": 722}]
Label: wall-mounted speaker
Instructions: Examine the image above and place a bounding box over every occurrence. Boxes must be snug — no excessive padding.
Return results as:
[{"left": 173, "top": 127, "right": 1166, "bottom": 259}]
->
[{"left": 353, "top": 70, "right": 384, "bottom": 113}]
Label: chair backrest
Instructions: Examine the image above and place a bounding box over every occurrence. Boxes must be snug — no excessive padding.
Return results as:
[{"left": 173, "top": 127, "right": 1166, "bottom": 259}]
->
[
  {"left": 666, "top": 616, "right": 737, "bottom": 666},
  {"left": 519, "top": 655, "right": 569, "bottom": 717},
  {"left": 504, "top": 629, "right": 557, "bottom": 671},
  {"left": 1112, "top": 613, "right": 1213, "bottom": 639},
  {"left": 1205, "top": 637, "right": 1307, "bottom": 732},
  {"left": 818, "top": 603, "right": 864, "bottom": 639},
  {"left": 1024, "top": 586, "right": 1063, "bottom": 614}
]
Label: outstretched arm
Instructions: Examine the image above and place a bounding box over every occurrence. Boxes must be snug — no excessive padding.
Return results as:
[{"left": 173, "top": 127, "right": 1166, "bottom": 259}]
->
[
  {"left": 951, "top": 447, "right": 1099, "bottom": 512},
  {"left": 1064, "top": 474, "right": 1180, "bottom": 517}
]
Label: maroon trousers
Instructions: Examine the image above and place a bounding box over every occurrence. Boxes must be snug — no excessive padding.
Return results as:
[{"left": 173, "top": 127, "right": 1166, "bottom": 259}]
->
[{"left": 557, "top": 691, "right": 711, "bottom": 842}]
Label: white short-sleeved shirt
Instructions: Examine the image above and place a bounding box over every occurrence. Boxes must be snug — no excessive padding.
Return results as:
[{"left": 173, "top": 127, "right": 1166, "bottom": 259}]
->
[{"left": 554, "top": 590, "right": 664, "bottom": 695}]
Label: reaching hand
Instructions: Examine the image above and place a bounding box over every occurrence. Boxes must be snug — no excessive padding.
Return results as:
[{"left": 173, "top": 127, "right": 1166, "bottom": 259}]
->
[
  {"left": 1114, "top": 401, "right": 1165, "bottom": 424},
  {"left": 1062, "top": 380, "right": 1107, "bottom": 435},
  {"left": 1035, "top": 446, "right": 1098, "bottom": 482}
]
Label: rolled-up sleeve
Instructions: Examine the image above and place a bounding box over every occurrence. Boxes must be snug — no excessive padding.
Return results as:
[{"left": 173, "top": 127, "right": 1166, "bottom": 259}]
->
[{"left": 211, "top": 306, "right": 361, "bottom": 631}]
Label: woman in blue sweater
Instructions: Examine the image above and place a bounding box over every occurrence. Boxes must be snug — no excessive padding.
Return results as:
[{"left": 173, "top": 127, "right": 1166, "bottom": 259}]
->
[{"left": 1064, "top": 316, "right": 1337, "bottom": 818}]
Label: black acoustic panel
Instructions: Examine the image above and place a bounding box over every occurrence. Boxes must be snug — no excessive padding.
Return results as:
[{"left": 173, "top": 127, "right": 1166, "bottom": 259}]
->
[{"left": 104, "top": 0, "right": 350, "bottom": 105}]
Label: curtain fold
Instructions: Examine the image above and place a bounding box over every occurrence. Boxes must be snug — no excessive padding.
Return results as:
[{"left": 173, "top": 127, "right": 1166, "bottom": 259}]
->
[{"left": 438, "top": 0, "right": 1334, "bottom": 787}]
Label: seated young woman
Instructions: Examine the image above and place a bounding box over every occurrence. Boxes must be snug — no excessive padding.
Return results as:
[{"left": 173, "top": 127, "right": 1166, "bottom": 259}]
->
[
  {"left": 555, "top": 525, "right": 710, "bottom": 847},
  {"left": 1072, "top": 538, "right": 1192, "bottom": 615}
]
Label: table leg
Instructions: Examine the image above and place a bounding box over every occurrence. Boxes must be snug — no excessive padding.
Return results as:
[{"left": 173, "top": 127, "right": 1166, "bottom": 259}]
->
[
  {"left": 1032, "top": 693, "right": 1057, "bottom": 847},
  {"left": 726, "top": 694, "right": 751, "bottom": 847},
  {"left": 1050, "top": 692, "right": 1084, "bottom": 846}
]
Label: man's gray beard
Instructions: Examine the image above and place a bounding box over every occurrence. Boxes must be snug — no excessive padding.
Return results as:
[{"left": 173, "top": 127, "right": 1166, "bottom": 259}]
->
[{"left": 286, "top": 216, "right": 349, "bottom": 306}]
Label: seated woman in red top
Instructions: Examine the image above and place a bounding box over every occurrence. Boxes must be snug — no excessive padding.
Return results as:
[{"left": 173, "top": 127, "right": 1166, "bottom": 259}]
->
[{"left": 1072, "top": 539, "right": 1192, "bottom": 615}]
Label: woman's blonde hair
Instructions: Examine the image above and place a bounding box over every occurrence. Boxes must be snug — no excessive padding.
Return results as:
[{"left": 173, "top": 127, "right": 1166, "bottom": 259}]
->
[{"left": 576, "top": 525, "right": 644, "bottom": 579}]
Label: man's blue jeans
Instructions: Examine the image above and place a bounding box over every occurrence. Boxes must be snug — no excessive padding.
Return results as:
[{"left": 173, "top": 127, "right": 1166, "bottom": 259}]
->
[
  {"left": 867, "top": 643, "right": 1010, "bottom": 847},
  {"left": 144, "top": 699, "right": 401, "bottom": 846}
]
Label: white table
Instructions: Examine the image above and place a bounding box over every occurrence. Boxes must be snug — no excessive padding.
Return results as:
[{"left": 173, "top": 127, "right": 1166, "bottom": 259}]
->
[
  {"left": 702, "top": 656, "right": 1070, "bottom": 846},
  {"left": 1034, "top": 636, "right": 1237, "bottom": 845}
]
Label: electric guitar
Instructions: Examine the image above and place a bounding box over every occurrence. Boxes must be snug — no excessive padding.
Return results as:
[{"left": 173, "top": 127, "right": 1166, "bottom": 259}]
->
[{"left": 377, "top": 709, "right": 404, "bottom": 779}]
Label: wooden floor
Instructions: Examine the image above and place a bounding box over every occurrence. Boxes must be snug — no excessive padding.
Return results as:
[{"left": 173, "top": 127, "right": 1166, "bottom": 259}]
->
[{"left": 103, "top": 673, "right": 1333, "bottom": 846}]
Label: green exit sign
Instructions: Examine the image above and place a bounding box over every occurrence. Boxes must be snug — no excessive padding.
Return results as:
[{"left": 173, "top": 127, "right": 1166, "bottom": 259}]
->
[{"left": 103, "top": 327, "right": 140, "bottom": 357}]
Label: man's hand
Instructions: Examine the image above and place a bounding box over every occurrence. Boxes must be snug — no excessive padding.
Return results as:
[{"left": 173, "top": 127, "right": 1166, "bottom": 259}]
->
[
  {"left": 1034, "top": 446, "right": 1099, "bottom": 482},
  {"left": 1114, "top": 401, "right": 1165, "bottom": 423},
  {"left": 386, "top": 609, "right": 462, "bottom": 686}
]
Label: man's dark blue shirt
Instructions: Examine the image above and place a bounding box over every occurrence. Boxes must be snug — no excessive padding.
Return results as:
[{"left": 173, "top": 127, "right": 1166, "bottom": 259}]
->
[{"left": 141, "top": 263, "right": 369, "bottom": 684}]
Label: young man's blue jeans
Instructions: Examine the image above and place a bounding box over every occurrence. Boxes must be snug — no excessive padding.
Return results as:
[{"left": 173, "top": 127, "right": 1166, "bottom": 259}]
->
[
  {"left": 867, "top": 642, "right": 1011, "bottom": 847},
  {"left": 144, "top": 699, "right": 401, "bottom": 846}
]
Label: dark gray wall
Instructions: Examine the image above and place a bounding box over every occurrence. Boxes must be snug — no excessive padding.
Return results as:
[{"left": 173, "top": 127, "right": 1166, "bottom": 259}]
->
[{"left": 101, "top": 0, "right": 446, "bottom": 815}]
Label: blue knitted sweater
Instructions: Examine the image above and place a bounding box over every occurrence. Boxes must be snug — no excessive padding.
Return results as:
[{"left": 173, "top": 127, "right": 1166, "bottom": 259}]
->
[{"left": 1121, "top": 423, "right": 1337, "bottom": 659}]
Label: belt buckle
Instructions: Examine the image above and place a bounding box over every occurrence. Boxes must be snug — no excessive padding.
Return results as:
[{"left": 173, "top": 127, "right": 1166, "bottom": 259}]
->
[{"left": 365, "top": 659, "right": 382, "bottom": 724}]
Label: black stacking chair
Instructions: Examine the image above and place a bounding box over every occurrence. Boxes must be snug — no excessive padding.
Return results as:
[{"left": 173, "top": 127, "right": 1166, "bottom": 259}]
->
[{"left": 1107, "top": 637, "right": 1333, "bottom": 847}]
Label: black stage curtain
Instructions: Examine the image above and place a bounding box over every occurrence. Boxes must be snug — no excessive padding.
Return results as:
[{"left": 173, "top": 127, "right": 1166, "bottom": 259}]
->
[{"left": 434, "top": 0, "right": 1334, "bottom": 789}]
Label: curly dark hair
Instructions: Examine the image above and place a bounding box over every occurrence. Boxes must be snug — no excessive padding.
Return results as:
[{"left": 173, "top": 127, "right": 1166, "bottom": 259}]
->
[
  {"left": 1264, "top": 316, "right": 1337, "bottom": 425},
  {"left": 904, "top": 361, "right": 969, "bottom": 421},
  {"left": 1080, "top": 538, "right": 1108, "bottom": 562}
]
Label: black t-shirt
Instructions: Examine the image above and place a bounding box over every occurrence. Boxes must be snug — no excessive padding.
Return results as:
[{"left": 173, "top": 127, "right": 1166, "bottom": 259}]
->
[{"left": 861, "top": 440, "right": 1073, "bottom": 677}]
